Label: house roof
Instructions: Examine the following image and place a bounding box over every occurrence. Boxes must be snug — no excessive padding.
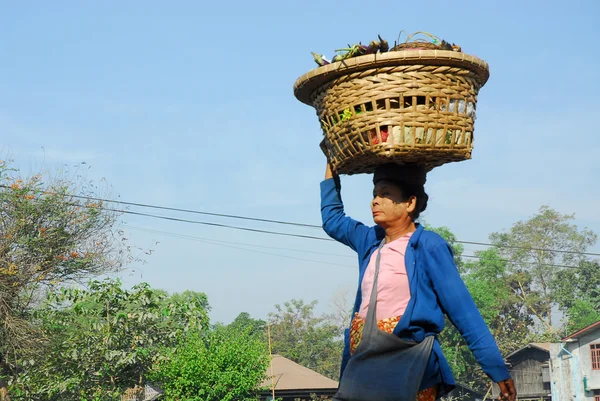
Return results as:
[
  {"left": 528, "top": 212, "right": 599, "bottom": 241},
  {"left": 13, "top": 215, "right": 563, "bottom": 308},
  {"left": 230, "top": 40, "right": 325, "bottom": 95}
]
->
[
  {"left": 261, "top": 355, "right": 338, "bottom": 391},
  {"left": 506, "top": 342, "right": 550, "bottom": 359},
  {"left": 530, "top": 342, "right": 551, "bottom": 351},
  {"left": 563, "top": 320, "right": 600, "bottom": 341}
]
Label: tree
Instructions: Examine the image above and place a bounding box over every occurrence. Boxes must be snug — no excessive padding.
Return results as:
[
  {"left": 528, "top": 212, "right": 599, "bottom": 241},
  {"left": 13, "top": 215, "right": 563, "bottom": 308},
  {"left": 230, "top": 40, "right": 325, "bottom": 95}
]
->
[
  {"left": 11, "top": 278, "right": 209, "bottom": 401},
  {"left": 228, "top": 312, "right": 267, "bottom": 339},
  {"left": 551, "top": 259, "right": 600, "bottom": 333},
  {"left": 463, "top": 248, "right": 534, "bottom": 351},
  {"left": 148, "top": 325, "right": 269, "bottom": 401},
  {"left": 0, "top": 161, "right": 131, "bottom": 400},
  {"left": 564, "top": 298, "right": 600, "bottom": 333},
  {"left": 268, "top": 299, "right": 343, "bottom": 380},
  {"left": 322, "top": 287, "right": 353, "bottom": 339},
  {"left": 431, "top": 210, "right": 598, "bottom": 389},
  {"left": 489, "top": 205, "right": 597, "bottom": 332}
]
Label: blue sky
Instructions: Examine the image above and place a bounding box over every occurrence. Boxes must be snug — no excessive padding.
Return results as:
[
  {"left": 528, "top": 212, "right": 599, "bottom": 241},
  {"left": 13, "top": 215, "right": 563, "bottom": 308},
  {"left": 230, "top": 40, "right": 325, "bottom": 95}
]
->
[{"left": 2, "top": 0, "right": 599, "bottom": 324}]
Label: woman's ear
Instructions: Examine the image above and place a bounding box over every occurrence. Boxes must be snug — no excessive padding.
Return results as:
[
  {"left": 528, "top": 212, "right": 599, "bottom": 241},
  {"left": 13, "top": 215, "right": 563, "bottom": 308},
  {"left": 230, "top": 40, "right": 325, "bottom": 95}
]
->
[{"left": 405, "top": 195, "right": 417, "bottom": 214}]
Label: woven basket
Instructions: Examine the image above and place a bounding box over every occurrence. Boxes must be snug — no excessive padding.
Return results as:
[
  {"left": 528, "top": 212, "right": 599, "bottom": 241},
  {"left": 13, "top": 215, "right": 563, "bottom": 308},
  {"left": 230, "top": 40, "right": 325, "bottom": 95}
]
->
[{"left": 294, "top": 49, "right": 490, "bottom": 175}]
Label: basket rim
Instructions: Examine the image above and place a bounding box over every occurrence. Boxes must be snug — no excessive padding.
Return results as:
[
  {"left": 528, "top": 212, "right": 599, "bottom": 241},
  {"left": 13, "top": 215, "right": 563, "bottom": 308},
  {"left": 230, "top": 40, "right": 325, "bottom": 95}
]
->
[{"left": 293, "top": 49, "right": 490, "bottom": 106}]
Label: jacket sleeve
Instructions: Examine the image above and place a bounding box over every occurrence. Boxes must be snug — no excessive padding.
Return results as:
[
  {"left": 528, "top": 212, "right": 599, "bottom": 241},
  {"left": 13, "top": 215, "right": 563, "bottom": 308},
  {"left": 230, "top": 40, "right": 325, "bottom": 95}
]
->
[
  {"left": 320, "top": 177, "right": 374, "bottom": 253},
  {"left": 426, "top": 241, "right": 511, "bottom": 383}
]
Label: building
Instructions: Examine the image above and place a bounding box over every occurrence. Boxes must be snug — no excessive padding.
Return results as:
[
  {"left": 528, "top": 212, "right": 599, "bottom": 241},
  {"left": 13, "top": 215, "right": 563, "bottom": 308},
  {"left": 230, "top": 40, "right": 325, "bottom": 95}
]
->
[
  {"left": 492, "top": 342, "right": 552, "bottom": 401},
  {"left": 261, "top": 355, "right": 339, "bottom": 401},
  {"left": 550, "top": 320, "right": 600, "bottom": 401}
]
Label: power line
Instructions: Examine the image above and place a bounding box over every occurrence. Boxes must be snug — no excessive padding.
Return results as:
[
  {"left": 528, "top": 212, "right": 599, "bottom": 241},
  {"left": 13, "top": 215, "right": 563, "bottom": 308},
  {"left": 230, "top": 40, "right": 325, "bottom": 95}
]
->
[
  {"left": 124, "top": 225, "right": 583, "bottom": 270},
  {"left": 3, "top": 184, "right": 600, "bottom": 258},
  {"left": 0, "top": 184, "right": 319, "bottom": 229},
  {"left": 123, "top": 225, "right": 355, "bottom": 268},
  {"left": 104, "top": 207, "right": 334, "bottom": 242},
  {"left": 125, "top": 225, "right": 354, "bottom": 259},
  {"left": 66, "top": 202, "right": 600, "bottom": 259},
  {"left": 8, "top": 181, "right": 586, "bottom": 270},
  {"left": 457, "top": 240, "right": 600, "bottom": 258},
  {"left": 2, "top": 184, "right": 333, "bottom": 241},
  {"left": 460, "top": 254, "right": 580, "bottom": 270}
]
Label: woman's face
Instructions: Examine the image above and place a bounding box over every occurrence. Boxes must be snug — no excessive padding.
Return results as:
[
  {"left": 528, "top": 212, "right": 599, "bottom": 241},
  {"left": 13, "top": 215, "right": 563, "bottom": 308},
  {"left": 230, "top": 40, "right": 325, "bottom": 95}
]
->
[{"left": 371, "top": 180, "right": 415, "bottom": 226}]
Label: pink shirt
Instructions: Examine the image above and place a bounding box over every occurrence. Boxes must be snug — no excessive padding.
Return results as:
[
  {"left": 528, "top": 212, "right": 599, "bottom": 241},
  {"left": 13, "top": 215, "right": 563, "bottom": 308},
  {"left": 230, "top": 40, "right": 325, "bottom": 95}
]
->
[{"left": 358, "top": 232, "right": 413, "bottom": 321}]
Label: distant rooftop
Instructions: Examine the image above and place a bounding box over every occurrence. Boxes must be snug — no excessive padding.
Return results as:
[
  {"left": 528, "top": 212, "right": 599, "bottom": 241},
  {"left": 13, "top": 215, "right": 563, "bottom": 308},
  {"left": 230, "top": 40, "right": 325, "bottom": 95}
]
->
[
  {"left": 563, "top": 320, "right": 600, "bottom": 341},
  {"left": 506, "top": 342, "right": 551, "bottom": 359},
  {"left": 262, "top": 355, "right": 338, "bottom": 391}
]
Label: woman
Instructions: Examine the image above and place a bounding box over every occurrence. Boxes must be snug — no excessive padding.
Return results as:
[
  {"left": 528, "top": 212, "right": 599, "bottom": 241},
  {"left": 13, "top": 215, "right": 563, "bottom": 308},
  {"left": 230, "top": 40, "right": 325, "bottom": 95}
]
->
[{"left": 320, "top": 161, "right": 516, "bottom": 401}]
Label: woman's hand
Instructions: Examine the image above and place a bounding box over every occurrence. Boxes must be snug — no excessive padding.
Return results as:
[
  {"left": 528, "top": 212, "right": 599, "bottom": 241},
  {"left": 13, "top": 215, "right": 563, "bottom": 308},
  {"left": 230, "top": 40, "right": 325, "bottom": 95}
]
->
[
  {"left": 325, "top": 162, "right": 334, "bottom": 179},
  {"left": 497, "top": 378, "right": 516, "bottom": 401},
  {"left": 322, "top": 139, "right": 336, "bottom": 179}
]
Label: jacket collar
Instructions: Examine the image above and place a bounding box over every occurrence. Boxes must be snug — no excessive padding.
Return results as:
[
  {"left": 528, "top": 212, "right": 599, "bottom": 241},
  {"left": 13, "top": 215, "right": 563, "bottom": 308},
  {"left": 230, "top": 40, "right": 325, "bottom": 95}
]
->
[{"left": 409, "top": 223, "right": 424, "bottom": 248}]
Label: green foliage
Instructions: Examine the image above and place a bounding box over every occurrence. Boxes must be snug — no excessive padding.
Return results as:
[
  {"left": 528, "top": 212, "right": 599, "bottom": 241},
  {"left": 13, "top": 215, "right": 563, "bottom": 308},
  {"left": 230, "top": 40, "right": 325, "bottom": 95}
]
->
[
  {"left": 489, "top": 205, "right": 597, "bottom": 331},
  {"left": 0, "top": 160, "right": 133, "bottom": 395},
  {"left": 551, "top": 259, "right": 600, "bottom": 334},
  {"left": 0, "top": 160, "right": 127, "bottom": 288},
  {"left": 565, "top": 298, "right": 600, "bottom": 333},
  {"left": 228, "top": 312, "right": 267, "bottom": 339},
  {"left": 11, "top": 278, "right": 209, "bottom": 400},
  {"left": 148, "top": 326, "right": 269, "bottom": 401},
  {"left": 463, "top": 248, "right": 533, "bottom": 347},
  {"left": 268, "top": 299, "right": 343, "bottom": 380},
  {"left": 432, "top": 209, "right": 599, "bottom": 389}
]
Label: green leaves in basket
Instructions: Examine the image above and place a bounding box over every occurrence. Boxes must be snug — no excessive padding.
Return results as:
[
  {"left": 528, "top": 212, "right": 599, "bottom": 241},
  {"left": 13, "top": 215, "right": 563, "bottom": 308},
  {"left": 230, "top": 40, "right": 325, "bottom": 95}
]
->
[
  {"left": 310, "top": 31, "right": 463, "bottom": 65},
  {"left": 319, "top": 107, "right": 365, "bottom": 132},
  {"left": 340, "top": 108, "right": 353, "bottom": 122},
  {"left": 310, "top": 34, "right": 391, "bottom": 66},
  {"left": 445, "top": 130, "right": 453, "bottom": 144}
]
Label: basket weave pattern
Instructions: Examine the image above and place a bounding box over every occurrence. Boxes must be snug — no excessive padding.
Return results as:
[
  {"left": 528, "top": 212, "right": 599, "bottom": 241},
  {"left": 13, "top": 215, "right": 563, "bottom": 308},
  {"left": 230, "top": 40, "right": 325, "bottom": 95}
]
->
[{"left": 313, "top": 64, "right": 483, "bottom": 174}]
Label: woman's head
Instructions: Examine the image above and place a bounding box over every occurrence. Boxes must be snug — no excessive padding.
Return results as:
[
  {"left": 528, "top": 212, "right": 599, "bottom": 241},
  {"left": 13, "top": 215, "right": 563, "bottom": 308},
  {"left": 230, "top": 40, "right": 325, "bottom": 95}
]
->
[{"left": 371, "top": 163, "right": 428, "bottom": 226}]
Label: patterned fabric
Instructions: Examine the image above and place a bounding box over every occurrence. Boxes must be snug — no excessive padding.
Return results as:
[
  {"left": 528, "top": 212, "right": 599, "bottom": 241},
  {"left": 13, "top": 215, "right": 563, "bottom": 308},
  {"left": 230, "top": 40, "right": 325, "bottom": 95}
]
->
[
  {"left": 349, "top": 312, "right": 401, "bottom": 354},
  {"left": 349, "top": 312, "right": 439, "bottom": 400},
  {"left": 416, "top": 386, "right": 439, "bottom": 401}
]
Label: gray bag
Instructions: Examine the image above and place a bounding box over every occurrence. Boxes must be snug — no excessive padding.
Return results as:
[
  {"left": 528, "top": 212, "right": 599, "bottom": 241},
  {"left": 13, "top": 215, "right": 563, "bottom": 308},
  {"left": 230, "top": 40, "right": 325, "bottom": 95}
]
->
[{"left": 333, "top": 240, "right": 434, "bottom": 401}]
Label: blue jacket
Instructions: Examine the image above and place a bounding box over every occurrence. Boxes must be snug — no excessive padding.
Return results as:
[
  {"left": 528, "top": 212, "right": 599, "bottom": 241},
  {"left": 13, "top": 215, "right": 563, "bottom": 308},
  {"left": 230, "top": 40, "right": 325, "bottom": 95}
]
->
[{"left": 320, "top": 177, "right": 510, "bottom": 394}]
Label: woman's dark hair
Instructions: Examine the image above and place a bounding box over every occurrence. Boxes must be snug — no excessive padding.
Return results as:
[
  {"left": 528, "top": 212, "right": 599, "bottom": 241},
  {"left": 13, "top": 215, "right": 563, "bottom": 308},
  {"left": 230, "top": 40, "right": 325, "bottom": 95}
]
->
[
  {"left": 372, "top": 163, "right": 428, "bottom": 219},
  {"left": 385, "top": 179, "right": 429, "bottom": 220}
]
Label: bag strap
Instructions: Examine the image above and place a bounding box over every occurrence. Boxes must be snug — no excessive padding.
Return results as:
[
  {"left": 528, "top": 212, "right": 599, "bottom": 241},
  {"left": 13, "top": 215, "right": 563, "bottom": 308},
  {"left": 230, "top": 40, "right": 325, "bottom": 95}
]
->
[{"left": 364, "top": 239, "right": 386, "bottom": 331}]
